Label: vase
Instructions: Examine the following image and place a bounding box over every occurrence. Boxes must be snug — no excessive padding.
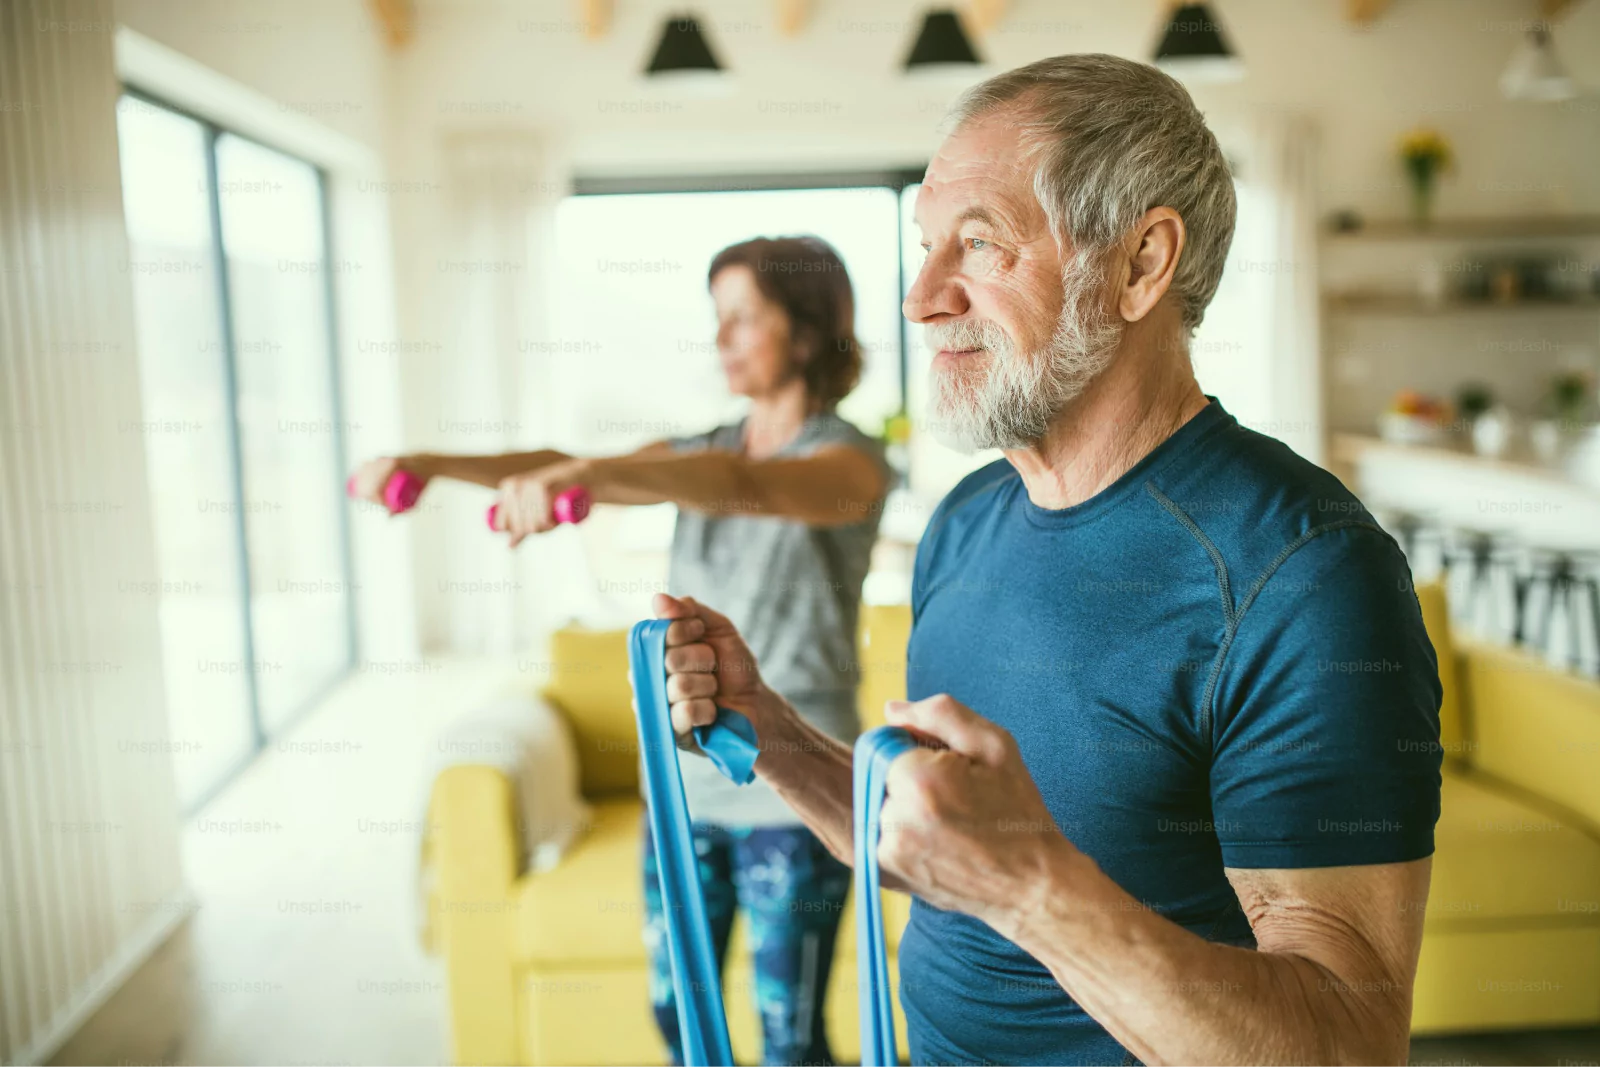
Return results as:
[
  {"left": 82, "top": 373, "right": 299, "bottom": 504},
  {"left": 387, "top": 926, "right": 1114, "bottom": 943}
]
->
[
  {"left": 1409, "top": 174, "right": 1434, "bottom": 227},
  {"left": 1470, "top": 409, "right": 1512, "bottom": 458}
]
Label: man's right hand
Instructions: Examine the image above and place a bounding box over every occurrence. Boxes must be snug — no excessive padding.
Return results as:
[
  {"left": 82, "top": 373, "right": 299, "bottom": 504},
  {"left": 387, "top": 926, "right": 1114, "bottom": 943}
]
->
[{"left": 653, "top": 593, "right": 773, "bottom": 740}]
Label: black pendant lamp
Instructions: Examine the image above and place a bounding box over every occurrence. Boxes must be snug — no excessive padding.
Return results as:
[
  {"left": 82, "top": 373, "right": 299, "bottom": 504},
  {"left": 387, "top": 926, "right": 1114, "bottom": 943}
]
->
[
  {"left": 645, "top": 14, "right": 723, "bottom": 77},
  {"left": 904, "top": 9, "right": 981, "bottom": 72},
  {"left": 1153, "top": 3, "right": 1243, "bottom": 83}
]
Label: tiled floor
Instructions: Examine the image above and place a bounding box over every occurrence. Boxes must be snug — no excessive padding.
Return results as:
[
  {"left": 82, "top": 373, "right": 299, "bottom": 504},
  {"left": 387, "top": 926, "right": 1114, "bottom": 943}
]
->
[
  {"left": 45, "top": 655, "right": 1600, "bottom": 1066},
  {"left": 50, "top": 656, "right": 528, "bottom": 1067}
]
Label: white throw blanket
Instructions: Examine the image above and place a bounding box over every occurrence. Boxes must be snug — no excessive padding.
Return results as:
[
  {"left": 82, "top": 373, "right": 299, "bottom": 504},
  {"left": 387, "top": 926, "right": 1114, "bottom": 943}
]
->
[{"left": 419, "top": 692, "right": 593, "bottom": 950}]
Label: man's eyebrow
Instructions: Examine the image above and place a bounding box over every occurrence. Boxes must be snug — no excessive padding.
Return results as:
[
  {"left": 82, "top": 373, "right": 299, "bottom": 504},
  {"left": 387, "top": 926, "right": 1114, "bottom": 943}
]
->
[
  {"left": 954, "top": 205, "right": 1016, "bottom": 236},
  {"left": 912, "top": 201, "right": 1021, "bottom": 241}
]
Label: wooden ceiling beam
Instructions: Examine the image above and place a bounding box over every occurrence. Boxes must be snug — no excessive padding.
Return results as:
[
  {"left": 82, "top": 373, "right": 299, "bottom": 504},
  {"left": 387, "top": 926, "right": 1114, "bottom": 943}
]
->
[
  {"left": 1344, "top": 0, "right": 1392, "bottom": 25},
  {"left": 367, "top": 0, "right": 415, "bottom": 48},
  {"left": 580, "top": 0, "right": 611, "bottom": 40},
  {"left": 776, "top": 0, "right": 810, "bottom": 37},
  {"left": 967, "top": 0, "right": 1008, "bottom": 34}
]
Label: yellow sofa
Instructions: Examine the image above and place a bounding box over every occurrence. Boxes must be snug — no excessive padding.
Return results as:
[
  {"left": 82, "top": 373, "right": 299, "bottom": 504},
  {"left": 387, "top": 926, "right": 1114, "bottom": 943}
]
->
[{"left": 426, "top": 591, "right": 1600, "bottom": 1064}]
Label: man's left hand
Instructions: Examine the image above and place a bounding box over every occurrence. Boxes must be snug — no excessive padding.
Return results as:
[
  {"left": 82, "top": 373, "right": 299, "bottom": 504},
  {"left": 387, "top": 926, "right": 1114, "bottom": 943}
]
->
[{"left": 879, "top": 694, "right": 1082, "bottom": 940}]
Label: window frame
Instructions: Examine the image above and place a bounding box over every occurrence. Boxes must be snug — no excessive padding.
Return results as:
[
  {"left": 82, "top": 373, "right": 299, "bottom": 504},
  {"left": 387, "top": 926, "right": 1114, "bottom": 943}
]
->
[{"left": 569, "top": 169, "right": 926, "bottom": 419}]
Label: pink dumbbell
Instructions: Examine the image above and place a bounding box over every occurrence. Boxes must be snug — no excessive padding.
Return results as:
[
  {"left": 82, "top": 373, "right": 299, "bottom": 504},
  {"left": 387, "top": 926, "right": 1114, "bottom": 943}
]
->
[
  {"left": 486, "top": 486, "right": 591, "bottom": 532},
  {"left": 347, "top": 469, "right": 425, "bottom": 515}
]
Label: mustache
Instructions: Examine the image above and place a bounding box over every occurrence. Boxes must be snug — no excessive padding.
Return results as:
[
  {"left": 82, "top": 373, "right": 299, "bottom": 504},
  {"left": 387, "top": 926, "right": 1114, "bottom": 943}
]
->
[{"left": 924, "top": 319, "right": 1012, "bottom": 355}]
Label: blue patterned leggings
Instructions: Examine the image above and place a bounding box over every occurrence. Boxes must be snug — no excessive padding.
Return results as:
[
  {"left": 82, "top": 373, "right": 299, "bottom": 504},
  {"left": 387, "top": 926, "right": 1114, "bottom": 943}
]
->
[{"left": 641, "top": 818, "right": 852, "bottom": 1066}]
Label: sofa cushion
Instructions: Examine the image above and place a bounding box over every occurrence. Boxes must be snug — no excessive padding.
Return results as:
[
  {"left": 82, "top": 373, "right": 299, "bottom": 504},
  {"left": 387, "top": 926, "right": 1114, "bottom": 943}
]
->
[
  {"left": 541, "top": 628, "right": 638, "bottom": 797},
  {"left": 1429, "top": 765, "right": 1600, "bottom": 928},
  {"left": 513, "top": 796, "right": 913, "bottom": 968},
  {"left": 858, "top": 603, "right": 912, "bottom": 730},
  {"left": 1412, "top": 924, "right": 1600, "bottom": 1034},
  {"left": 514, "top": 797, "right": 649, "bottom": 966},
  {"left": 1413, "top": 582, "right": 1465, "bottom": 759},
  {"left": 1462, "top": 640, "right": 1600, "bottom": 828}
]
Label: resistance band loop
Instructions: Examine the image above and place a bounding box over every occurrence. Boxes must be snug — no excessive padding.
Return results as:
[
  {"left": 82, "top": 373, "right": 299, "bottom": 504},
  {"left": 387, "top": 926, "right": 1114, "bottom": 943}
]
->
[
  {"left": 853, "top": 725, "right": 919, "bottom": 1067},
  {"left": 629, "top": 620, "right": 916, "bottom": 1066}
]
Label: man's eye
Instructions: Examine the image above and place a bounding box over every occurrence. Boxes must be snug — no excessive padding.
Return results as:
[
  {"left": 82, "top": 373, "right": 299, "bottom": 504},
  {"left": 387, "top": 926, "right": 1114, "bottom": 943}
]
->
[{"left": 967, "top": 238, "right": 989, "bottom": 251}]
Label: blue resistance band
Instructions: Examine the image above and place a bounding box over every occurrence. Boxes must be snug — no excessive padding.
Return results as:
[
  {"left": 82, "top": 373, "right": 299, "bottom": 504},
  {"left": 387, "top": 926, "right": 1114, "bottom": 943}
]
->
[
  {"left": 627, "top": 619, "right": 761, "bottom": 1067},
  {"left": 630, "top": 618, "right": 916, "bottom": 1065},
  {"left": 854, "top": 725, "right": 920, "bottom": 1067}
]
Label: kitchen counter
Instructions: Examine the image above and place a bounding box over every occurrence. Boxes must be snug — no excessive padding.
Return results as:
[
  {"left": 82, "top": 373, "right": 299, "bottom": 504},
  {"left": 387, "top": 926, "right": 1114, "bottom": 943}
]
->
[{"left": 1333, "top": 433, "right": 1600, "bottom": 552}]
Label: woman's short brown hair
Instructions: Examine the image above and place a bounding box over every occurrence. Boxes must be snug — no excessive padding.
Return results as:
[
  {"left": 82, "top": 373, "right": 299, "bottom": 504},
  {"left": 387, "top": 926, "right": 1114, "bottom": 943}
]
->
[{"left": 707, "top": 236, "right": 862, "bottom": 410}]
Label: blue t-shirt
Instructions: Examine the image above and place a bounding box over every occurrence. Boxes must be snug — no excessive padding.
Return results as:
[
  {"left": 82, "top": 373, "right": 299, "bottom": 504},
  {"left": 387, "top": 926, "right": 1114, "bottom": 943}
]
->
[{"left": 899, "top": 399, "right": 1442, "bottom": 1067}]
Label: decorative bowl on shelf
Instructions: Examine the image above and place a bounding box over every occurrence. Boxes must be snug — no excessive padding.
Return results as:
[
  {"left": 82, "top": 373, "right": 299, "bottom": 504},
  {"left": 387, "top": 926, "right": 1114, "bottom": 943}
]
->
[
  {"left": 1379, "top": 390, "right": 1451, "bottom": 446},
  {"left": 1379, "top": 411, "right": 1449, "bottom": 446}
]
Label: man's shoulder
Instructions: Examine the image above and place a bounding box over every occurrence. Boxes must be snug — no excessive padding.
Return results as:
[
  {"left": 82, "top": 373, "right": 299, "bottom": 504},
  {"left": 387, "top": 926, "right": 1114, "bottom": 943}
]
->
[
  {"left": 1149, "top": 417, "right": 1398, "bottom": 588},
  {"left": 924, "top": 458, "right": 1018, "bottom": 542}
]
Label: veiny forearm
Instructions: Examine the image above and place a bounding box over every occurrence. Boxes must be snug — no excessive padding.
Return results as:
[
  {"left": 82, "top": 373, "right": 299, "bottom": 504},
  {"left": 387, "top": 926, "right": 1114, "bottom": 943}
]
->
[
  {"left": 408, "top": 450, "right": 571, "bottom": 488},
  {"left": 750, "top": 692, "right": 916, "bottom": 892},
  {"left": 749, "top": 688, "right": 856, "bottom": 862},
  {"left": 1011, "top": 847, "right": 1407, "bottom": 1066}
]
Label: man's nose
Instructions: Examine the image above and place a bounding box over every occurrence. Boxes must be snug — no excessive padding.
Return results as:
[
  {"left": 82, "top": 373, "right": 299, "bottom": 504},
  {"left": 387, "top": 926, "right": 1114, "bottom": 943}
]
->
[{"left": 902, "top": 252, "right": 968, "bottom": 324}]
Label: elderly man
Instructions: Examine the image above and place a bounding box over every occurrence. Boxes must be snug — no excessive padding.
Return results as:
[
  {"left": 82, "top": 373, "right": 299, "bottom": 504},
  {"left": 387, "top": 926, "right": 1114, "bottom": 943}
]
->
[{"left": 656, "top": 53, "right": 1441, "bottom": 1066}]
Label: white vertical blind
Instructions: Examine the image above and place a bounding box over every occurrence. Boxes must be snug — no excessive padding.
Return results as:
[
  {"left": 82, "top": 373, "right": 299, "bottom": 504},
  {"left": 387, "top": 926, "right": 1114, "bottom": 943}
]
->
[{"left": 0, "top": 2, "right": 186, "bottom": 1062}]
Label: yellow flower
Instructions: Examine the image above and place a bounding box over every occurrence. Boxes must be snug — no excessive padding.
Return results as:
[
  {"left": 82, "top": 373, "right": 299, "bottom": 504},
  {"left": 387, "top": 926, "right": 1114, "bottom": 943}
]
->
[{"left": 1399, "top": 128, "right": 1453, "bottom": 171}]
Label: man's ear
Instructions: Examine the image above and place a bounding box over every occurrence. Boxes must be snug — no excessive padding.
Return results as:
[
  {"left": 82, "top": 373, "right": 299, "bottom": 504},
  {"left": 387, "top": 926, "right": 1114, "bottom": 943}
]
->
[{"left": 1118, "top": 207, "right": 1186, "bottom": 323}]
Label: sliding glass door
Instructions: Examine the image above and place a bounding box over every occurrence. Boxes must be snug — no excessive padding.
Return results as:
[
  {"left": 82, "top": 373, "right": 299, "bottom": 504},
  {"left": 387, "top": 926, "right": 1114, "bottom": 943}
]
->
[
  {"left": 115, "top": 94, "right": 355, "bottom": 810},
  {"left": 213, "top": 135, "right": 354, "bottom": 733}
]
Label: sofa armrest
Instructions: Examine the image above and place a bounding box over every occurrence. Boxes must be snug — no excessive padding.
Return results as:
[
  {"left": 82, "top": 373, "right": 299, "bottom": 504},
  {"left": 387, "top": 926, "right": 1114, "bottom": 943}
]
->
[{"left": 430, "top": 764, "right": 521, "bottom": 1066}]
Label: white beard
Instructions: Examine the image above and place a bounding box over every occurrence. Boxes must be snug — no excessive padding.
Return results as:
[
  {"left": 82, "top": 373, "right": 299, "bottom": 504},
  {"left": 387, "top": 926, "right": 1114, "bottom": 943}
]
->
[{"left": 925, "top": 260, "right": 1123, "bottom": 452}]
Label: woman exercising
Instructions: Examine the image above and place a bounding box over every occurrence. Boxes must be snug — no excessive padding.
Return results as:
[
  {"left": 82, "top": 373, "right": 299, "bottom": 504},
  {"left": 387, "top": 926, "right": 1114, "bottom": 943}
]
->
[{"left": 349, "top": 235, "right": 889, "bottom": 1066}]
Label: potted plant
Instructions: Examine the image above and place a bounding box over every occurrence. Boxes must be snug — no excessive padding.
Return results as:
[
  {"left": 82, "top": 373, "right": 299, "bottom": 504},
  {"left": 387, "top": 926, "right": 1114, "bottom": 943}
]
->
[
  {"left": 1530, "top": 370, "right": 1597, "bottom": 462},
  {"left": 1457, "top": 382, "right": 1512, "bottom": 457},
  {"left": 1399, "top": 129, "right": 1453, "bottom": 227}
]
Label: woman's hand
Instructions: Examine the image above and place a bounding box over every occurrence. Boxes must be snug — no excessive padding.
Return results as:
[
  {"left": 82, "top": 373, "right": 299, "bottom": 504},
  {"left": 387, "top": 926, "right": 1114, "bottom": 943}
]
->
[
  {"left": 349, "top": 455, "right": 428, "bottom": 508},
  {"left": 495, "top": 458, "right": 593, "bottom": 547},
  {"left": 652, "top": 593, "right": 773, "bottom": 738}
]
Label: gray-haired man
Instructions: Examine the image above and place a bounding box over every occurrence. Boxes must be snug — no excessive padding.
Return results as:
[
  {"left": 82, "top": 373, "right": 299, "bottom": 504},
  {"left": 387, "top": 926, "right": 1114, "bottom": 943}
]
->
[{"left": 659, "top": 54, "right": 1440, "bottom": 1065}]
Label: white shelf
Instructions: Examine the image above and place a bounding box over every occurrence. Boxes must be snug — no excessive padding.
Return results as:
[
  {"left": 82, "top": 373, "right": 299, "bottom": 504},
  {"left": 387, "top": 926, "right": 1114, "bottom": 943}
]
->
[{"left": 1324, "top": 216, "right": 1600, "bottom": 242}]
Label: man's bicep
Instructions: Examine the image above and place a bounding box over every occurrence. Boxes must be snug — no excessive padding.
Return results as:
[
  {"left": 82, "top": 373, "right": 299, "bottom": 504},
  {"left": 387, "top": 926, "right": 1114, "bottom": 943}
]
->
[{"left": 1225, "top": 858, "right": 1431, "bottom": 1014}]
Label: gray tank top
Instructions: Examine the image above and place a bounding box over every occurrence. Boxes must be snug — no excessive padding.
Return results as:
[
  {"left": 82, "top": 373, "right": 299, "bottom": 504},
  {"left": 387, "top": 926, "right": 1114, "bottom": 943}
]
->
[{"left": 666, "top": 411, "right": 887, "bottom": 826}]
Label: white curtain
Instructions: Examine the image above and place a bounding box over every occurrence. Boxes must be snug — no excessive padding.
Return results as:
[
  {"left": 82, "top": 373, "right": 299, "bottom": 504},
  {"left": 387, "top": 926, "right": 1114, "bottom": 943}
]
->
[
  {"left": 1194, "top": 112, "right": 1324, "bottom": 464},
  {"left": 409, "top": 131, "right": 585, "bottom": 656},
  {"left": 1256, "top": 114, "right": 1325, "bottom": 464}
]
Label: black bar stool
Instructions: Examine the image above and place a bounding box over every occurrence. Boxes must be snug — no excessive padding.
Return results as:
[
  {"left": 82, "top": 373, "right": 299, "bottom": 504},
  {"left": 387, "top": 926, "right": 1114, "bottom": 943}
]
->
[
  {"left": 1517, "top": 548, "right": 1600, "bottom": 674},
  {"left": 1441, "top": 527, "right": 1519, "bottom": 640}
]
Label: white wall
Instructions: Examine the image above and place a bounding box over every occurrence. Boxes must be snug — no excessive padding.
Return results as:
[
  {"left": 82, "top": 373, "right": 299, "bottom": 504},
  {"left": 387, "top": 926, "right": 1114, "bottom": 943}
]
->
[
  {"left": 1, "top": 4, "right": 187, "bottom": 1062},
  {"left": 113, "top": 0, "right": 390, "bottom": 156}
]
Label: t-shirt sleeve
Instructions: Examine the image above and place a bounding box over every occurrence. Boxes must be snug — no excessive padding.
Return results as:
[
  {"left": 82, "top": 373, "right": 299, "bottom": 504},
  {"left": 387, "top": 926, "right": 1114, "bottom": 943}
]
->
[
  {"left": 665, "top": 426, "right": 721, "bottom": 454},
  {"left": 791, "top": 413, "right": 893, "bottom": 486},
  {"left": 1208, "top": 524, "right": 1443, "bottom": 869}
]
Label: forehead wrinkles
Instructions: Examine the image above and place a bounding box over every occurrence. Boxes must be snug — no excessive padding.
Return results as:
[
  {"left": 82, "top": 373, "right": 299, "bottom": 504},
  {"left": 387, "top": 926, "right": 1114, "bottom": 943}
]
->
[{"left": 920, "top": 127, "right": 1046, "bottom": 241}]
